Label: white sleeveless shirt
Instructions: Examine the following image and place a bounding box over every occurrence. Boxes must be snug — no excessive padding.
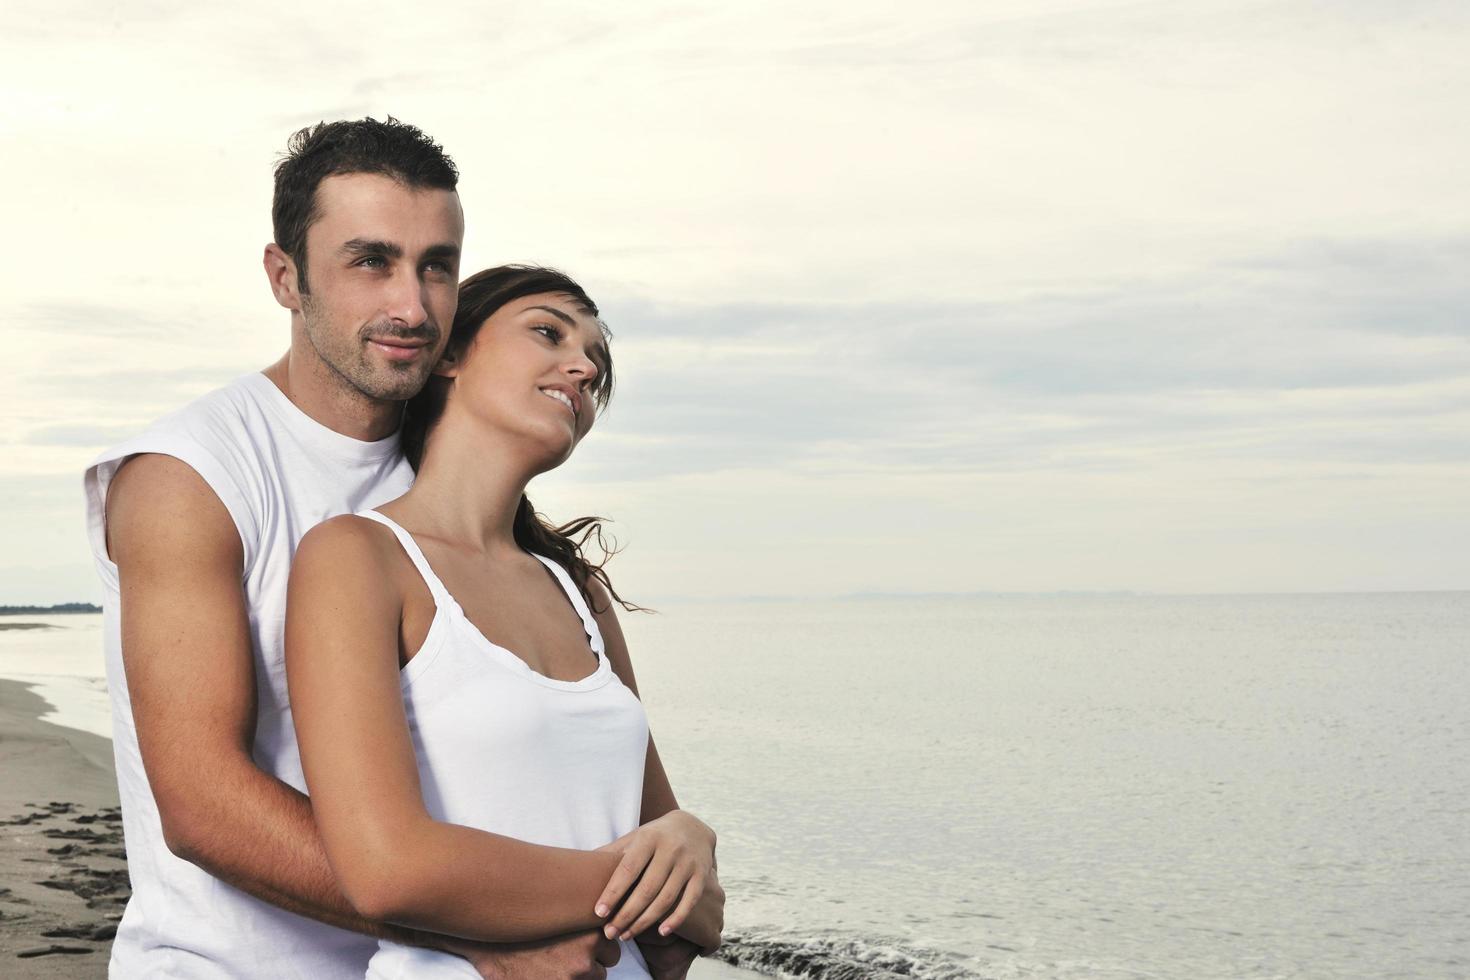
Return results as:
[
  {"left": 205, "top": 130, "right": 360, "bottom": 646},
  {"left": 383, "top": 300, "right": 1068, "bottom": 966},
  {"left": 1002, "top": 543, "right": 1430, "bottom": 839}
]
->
[
  {"left": 83, "top": 372, "right": 409, "bottom": 978},
  {"left": 355, "top": 510, "right": 651, "bottom": 980}
]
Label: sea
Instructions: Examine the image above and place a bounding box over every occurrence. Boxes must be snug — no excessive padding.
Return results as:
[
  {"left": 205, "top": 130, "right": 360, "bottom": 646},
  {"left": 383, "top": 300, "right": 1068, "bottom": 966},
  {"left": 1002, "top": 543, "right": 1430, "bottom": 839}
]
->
[{"left": 2, "top": 592, "right": 1467, "bottom": 980}]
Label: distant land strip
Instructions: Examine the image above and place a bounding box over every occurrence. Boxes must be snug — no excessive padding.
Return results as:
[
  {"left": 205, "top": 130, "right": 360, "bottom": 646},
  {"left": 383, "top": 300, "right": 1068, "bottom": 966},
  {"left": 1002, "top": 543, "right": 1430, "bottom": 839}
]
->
[{"left": 0, "top": 602, "right": 102, "bottom": 616}]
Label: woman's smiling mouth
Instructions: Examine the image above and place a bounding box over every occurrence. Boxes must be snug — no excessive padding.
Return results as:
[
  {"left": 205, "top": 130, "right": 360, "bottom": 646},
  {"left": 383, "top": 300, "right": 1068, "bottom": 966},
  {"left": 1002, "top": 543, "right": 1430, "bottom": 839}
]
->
[{"left": 539, "top": 386, "right": 579, "bottom": 417}]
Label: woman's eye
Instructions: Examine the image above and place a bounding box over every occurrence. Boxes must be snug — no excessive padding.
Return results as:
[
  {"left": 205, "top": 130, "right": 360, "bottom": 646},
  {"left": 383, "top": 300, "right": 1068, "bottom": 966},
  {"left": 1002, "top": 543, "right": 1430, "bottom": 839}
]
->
[{"left": 533, "top": 324, "right": 562, "bottom": 342}]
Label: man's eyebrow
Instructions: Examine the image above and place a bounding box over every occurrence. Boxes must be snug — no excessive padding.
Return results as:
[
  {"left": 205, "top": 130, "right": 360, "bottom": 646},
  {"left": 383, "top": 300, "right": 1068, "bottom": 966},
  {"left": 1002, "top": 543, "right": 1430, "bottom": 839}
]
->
[
  {"left": 340, "top": 238, "right": 402, "bottom": 259},
  {"left": 422, "top": 243, "right": 461, "bottom": 262}
]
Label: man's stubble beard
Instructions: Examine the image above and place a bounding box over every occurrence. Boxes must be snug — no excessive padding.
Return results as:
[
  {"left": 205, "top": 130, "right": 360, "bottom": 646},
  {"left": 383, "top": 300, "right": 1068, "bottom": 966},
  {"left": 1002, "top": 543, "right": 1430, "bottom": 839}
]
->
[{"left": 299, "top": 293, "right": 440, "bottom": 404}]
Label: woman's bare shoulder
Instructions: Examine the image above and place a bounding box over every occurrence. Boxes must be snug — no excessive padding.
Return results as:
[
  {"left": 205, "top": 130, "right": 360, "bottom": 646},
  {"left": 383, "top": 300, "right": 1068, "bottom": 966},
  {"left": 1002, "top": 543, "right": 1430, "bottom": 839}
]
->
[{"left": 292, "top": 514, "right": 404, "bottom": 586}]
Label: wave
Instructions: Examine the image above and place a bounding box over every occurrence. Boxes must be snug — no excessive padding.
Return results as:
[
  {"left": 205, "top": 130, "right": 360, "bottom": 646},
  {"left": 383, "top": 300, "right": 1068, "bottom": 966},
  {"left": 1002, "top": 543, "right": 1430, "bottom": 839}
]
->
[{"left": 713, "top": 929, "right": 988, "bottom": 980}]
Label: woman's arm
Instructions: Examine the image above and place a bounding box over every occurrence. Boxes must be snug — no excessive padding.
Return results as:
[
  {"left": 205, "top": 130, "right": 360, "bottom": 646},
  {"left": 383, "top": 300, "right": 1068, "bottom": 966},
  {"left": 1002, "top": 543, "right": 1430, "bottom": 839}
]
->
[
  {"left": 286, "top": 516, "right": 627, "bottom": 942},
  {"left": 589, "top": 583, "right": 682, "bottom": 822},
  {"left": 588, "top": 580, "right": 725, "bottom": 952}
]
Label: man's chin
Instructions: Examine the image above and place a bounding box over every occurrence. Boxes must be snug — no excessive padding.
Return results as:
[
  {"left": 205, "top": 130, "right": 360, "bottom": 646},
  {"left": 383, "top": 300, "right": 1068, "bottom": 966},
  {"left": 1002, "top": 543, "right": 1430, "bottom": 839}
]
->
[{"left": 353, "top": 367, "right": 432, "bottom": 403}]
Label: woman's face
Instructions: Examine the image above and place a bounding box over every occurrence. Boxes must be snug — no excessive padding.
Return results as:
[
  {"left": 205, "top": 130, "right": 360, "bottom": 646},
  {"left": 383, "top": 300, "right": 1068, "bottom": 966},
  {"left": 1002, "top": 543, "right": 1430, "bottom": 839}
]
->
[{"left": 437, "top": 291, "right": 609, "bottom": 466}]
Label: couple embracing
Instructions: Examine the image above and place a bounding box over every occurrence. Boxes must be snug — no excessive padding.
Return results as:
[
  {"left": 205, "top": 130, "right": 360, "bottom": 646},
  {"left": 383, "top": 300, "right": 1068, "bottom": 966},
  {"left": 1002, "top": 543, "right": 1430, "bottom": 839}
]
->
[{"left": 83, "top": 117, "right": 724, "bottom": 979}]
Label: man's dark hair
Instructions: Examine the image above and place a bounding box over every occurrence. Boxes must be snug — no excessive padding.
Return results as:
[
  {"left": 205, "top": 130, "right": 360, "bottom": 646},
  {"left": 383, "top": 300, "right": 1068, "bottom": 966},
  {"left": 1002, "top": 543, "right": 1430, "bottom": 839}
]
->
[{"left": 272, "top": 117, "right": 459, "bottom": 293}]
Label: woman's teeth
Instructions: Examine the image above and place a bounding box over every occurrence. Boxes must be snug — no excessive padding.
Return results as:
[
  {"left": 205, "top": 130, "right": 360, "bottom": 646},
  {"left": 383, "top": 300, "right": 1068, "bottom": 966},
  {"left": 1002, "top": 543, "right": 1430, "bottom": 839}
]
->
[{"left": 541, "top": 389, "right": 574, "bottom": 413}]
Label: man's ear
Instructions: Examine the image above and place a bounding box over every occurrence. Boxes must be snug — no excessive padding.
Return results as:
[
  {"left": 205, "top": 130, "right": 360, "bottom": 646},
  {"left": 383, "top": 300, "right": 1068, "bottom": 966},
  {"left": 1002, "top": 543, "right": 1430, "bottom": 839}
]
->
[{"left": 263, "top": 243, "right": 303, "bottom": 311}]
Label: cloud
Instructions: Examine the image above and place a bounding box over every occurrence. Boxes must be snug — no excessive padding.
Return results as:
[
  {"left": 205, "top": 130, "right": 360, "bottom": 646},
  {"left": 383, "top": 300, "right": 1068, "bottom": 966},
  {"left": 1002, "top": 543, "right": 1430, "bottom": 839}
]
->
[{"left": 573, "top": 234, "right": 1470, "bottom": 482}]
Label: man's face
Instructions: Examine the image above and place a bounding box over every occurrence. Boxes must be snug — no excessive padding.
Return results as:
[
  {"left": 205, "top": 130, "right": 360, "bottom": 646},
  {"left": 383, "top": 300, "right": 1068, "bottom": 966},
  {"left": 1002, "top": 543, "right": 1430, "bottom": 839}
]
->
[{"left": 295, "top": 172, "right": 464, "bottom": 402}]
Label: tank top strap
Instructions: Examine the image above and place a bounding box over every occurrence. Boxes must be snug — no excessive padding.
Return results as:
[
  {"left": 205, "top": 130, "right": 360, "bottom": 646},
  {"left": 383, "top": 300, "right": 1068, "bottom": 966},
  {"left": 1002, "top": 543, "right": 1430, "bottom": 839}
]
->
[
  {"left": 530, "top": 554, "right": 607, "bottom": 659},
  {"left": 356, "top": 510, "right": 453, "bottom": 609}
]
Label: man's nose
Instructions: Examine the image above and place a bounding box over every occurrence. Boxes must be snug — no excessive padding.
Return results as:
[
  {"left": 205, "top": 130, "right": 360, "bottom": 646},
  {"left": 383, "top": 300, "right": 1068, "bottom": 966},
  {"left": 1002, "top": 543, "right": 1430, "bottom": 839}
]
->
[{"left": 384, "top": 269, "right": 429, "bottom": 327}]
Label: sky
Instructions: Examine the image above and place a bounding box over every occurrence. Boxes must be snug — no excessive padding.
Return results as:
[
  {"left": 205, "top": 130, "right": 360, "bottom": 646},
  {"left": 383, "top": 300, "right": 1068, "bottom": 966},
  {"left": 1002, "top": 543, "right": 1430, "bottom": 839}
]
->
[{"left": 3, "top": 0, "right": 1467, "bottom": 603}]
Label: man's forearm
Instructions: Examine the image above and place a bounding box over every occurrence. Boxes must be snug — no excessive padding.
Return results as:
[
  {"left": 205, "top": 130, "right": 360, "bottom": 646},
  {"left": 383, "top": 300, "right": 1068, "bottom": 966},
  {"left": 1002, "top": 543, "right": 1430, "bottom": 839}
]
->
[
  {"left": 166, "top": 757, "right": 578, "bottom": 964},
  {"left": 168, "top": 756, "right": 411, "bottom": 942}
]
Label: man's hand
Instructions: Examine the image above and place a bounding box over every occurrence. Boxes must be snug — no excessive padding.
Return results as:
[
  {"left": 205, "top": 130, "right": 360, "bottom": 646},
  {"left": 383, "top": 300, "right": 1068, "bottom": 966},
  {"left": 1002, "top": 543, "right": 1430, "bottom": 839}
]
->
[
  {"left": 668, "top": 867, "right": 724, "bottom": 953},
  {"left": 449, "top": 930, "right": 623, "bottom": 980},
  {"left": 636, "top": 933, "right": 702, "bottom": 980}
]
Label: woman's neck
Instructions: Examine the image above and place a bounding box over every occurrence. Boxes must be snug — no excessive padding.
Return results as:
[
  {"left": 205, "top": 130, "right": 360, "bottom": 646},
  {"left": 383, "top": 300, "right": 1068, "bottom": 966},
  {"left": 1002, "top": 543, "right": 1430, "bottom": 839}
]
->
[{"left": 392, "top": 419, "right": 541, "bottom": 555}]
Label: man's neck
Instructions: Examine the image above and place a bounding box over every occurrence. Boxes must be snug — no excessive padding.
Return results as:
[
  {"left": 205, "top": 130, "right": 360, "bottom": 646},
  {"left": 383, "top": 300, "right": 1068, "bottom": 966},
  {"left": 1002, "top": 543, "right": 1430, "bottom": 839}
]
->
[{"left": 261, "top": 352, "right": 402, "bottom": 443}]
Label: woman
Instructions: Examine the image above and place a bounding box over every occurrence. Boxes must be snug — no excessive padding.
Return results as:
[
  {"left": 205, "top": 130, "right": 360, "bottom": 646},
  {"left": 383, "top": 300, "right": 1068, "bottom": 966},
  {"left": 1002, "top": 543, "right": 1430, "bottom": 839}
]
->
[{"left": 285, "top": 266, "right": 722, "bottom": 978}]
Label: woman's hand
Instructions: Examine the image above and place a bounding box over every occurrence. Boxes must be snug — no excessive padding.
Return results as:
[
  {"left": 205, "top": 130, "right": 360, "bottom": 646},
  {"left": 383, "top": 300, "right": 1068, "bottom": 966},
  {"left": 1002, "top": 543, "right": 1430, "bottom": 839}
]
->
[{"left": 594, "top": 810, "right": 716, "bottom": 942}]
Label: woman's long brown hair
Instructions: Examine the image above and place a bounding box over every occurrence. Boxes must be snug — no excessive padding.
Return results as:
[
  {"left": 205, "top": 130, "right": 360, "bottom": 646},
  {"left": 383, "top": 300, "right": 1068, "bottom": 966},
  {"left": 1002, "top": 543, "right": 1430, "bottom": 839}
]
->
[{"left": 399, "top": 265, "right": 643, "bottom": 614}]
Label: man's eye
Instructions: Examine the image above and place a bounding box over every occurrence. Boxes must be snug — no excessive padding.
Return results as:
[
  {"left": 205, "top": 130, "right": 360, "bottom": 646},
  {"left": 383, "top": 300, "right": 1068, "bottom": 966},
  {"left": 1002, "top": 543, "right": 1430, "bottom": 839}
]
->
[{"left": 357, "top": 256, "right": 387, "bottom": 269}]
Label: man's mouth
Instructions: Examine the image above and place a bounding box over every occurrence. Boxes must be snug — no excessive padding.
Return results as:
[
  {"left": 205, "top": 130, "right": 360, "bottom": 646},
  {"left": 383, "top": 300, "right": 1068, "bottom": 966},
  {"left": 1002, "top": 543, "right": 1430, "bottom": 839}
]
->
[{"left": 368, "top": 338, "right": 429, "bottom": 362}]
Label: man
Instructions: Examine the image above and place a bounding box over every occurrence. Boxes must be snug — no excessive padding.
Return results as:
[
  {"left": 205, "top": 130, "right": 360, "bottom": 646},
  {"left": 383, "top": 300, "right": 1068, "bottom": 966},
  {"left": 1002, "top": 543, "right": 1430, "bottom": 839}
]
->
[{"left": 83, "top": 118, "right": 660, "bottom": 978}]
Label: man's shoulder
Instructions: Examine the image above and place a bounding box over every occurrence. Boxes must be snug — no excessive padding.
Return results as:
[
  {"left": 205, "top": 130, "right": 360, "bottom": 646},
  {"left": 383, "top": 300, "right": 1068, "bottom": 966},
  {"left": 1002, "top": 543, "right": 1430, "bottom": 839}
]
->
[
  {"left": 133, "top": 373, "right": 274, "bottom": 453},
  {"left": 86, "top": 373, "right": 268, "bottom": 467},
  {"left": 84, "top": 375, "right": 277, "bottom": 571}
]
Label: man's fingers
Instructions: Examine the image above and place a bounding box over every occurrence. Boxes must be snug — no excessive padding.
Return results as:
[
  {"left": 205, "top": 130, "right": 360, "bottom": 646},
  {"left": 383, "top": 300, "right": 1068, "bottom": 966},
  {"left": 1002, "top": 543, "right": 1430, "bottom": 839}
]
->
[
  {"left": 606, "top": 852, "right": 673, "bottom": 937},
  {"left": 596, "top": 841, "right": 653, "bottom": 917},
  {"left": 595, "top": 934, "right": 623, "bottom": 968}
]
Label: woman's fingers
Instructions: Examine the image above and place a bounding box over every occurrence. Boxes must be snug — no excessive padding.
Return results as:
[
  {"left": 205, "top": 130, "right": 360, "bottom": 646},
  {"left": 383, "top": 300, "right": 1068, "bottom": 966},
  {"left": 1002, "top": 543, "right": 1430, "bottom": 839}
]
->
[
  {"left": 622, "top": 868, "right": 693, "bottom": 940},
  {"left": 617, "top": 873, "right": 683, "bottom": 942},
  {"left": 597, "top": 812, "right": 719, "bottom": 937},
  {"left": 605, "top": 850, "right": 674, "bottom": 938},
  {"left": 656, "top": 871, "right": 707, "bottom": 937},
  {"left": 595, "top": 838, "right": 654, "bottom": 918}
]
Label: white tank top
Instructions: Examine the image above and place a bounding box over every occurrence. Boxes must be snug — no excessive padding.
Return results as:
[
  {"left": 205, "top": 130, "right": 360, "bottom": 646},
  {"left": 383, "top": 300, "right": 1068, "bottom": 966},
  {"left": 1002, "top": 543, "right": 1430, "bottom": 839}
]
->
[
  {"left": 355, "top": 510, "right": 651, "bottom": 980},
  {"left": 83, "top": 372, "right": 409, "bottom": 978}
]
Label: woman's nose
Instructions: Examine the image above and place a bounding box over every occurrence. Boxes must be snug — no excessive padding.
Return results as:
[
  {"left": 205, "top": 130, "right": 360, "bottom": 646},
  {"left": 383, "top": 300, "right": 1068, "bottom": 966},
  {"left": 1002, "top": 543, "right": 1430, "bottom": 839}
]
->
[{"left": 567, "top": 353, "right": 598, "bottom": 387}]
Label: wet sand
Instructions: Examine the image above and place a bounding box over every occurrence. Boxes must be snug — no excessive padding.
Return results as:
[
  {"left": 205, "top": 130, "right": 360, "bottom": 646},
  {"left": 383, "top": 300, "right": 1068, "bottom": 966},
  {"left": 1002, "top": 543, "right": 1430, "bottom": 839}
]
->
[{"left": 0, "top": 679, "right": 125, "bottom": 977}]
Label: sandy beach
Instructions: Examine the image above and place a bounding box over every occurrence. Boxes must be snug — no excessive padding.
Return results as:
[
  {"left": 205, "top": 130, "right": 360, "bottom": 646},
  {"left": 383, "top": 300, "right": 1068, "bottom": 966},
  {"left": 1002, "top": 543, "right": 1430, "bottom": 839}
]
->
[{"left": 0, "top": 678, "right": 125, "bottom": 976}]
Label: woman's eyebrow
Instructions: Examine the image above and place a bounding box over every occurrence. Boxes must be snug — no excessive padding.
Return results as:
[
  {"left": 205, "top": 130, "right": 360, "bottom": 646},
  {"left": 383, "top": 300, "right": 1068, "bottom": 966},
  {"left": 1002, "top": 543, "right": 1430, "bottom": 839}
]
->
[{"left": 525, "top": 304, "right": 576, "bottom": 326}]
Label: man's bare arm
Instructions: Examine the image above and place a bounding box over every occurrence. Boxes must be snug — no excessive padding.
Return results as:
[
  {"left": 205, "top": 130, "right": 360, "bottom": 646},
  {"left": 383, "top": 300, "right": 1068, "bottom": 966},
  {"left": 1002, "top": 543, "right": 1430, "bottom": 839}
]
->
[{"left": 106, "top": 453, "right": 389, "bottom": 933}]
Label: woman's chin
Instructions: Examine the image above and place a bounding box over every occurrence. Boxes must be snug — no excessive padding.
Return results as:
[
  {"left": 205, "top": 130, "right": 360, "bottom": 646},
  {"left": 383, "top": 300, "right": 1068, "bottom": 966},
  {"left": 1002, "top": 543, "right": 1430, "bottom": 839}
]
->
[{"left": 525, "top": 429, "right": 580, "bottom": 472}]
